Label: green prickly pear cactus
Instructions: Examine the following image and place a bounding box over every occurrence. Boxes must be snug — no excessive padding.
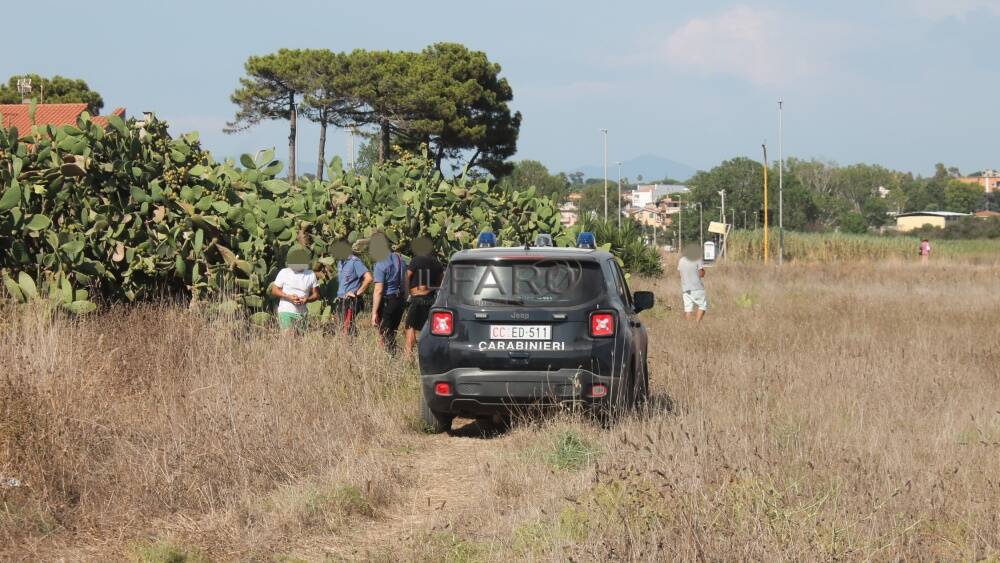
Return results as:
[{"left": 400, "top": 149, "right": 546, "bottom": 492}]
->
[{"left": 1, "top": 114, "right": 567, "bottom": 319}]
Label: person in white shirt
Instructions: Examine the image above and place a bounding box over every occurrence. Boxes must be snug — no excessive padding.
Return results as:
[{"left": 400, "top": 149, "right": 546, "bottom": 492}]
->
[
  {"left": 677, "top": 245, "right": 708, "bottom": 322},
  {"left": 271, "top": 247, "right": 320, "bottom": 334}
]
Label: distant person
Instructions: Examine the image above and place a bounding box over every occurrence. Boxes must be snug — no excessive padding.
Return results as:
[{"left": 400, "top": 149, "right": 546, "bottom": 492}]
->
[
  {"left": 271, "top": 247, "right": 320, "bottom": 334},
  {"left": 919, "top": 238, "right": 931, "bottom": 265},
  {"left": 334, "top": 239, "right": 372, "bottom": 336},
  {"left": 404, "top": 237, "right": 444, "bottom": 358},
  {"left": 677, "top": 245, "right": 708, "bottom": 322},
  {"left": 369, "top": 233, "right": 408, "bottom": 354}
]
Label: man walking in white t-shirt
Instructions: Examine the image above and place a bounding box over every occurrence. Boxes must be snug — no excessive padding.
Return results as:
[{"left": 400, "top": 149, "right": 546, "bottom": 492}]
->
[
  {"left": 677, "top": 245, "right": 708, "bottom": 322},
  {"left": 271, "top": 247, "right": 320, "bottom": 334}
]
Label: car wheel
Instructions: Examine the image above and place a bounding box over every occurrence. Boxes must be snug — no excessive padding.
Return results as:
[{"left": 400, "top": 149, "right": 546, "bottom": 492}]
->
[
  {"left": 420, "top": 395, "right": 453, "bottom": 434},
  {"left": 625, "top": 357, "right": 648, "bottom": 410}
]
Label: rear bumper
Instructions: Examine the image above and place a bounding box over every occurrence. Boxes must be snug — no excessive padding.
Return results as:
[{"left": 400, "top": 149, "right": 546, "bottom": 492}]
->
[{"left": 421, "top": 368, "right": 620, "bottom": 417}]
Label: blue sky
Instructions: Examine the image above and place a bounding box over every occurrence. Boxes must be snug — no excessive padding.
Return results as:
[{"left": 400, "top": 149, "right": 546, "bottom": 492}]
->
[{"left": 4, "top": 0, "right": 998, "bottom": 177}]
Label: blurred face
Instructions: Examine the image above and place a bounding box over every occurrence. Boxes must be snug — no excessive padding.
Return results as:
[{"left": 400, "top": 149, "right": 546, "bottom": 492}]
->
[
  {"left": 331, "top": 240, "right": 352, "bottom": 260},
  {"left": 369, "top": 233, "right": 390, "bottom": 262},
  {"left": 412, "top": 236, "right": 433, "bottom": 257},
  {"left": 286, "top": 248, "right": 310, "bottom": 271}
]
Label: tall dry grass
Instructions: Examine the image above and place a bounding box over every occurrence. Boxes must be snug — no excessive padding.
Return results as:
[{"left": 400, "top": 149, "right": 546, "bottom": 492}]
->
[
  {"left": 0, "top": 305, "right": 417, "bottom": 560},
  {"left": 3, "top": 258, "right": 1000, "bottom": 561},
  {"left": 727, "top": 229, "right": 1000, "bottom": 263}
]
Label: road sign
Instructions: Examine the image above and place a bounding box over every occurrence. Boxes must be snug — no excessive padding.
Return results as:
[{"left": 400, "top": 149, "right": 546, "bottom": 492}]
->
[{"left": 708, "top": 221, "right": 729, "bottom": 235}]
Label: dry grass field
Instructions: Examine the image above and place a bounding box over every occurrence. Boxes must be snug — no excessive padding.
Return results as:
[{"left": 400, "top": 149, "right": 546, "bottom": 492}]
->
[{"left": 2, "top": 257, "right": 999, "bottom": 561}]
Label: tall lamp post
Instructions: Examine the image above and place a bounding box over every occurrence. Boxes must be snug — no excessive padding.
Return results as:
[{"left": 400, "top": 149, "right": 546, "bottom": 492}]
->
[
  {"left": 718, "top": 190, "right": 726, "bottom": 258},
  {"left": 762, "top": 143, "right": 769, "bottom": 264},
  {"left": 698, "top": 201, "right": 704, "bottom": 247},
  {"left": 778, "top": 100, "right": 784, "bottom": 265},
  {"left": 601, "top": 129, "right": 608, "bottom": 222},
  {"left": 678, "top": 197, "right": 683, "bottom": 254},
  {"left": 616, "top": 161, "right": 623, "bottom": 229}
]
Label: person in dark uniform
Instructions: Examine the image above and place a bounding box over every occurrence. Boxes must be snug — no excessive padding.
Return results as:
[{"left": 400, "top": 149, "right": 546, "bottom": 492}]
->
[
  {"left": 404, "top": 237, "right": 444, "bottom": 358},
  {"left": 369, "top": 232, "right": 407, "bottom": 354},
  {"left": 334, "top": 239, "right": 372, "bottom": 336}
]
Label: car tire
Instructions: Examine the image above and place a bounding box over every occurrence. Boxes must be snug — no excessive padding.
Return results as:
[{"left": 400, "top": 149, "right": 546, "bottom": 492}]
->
[
  {"left": 627, "top": 357, "right": 649, "bottom": 410},
  {"left": 420, "top": 395, "right": 453, "bottom": 434}
]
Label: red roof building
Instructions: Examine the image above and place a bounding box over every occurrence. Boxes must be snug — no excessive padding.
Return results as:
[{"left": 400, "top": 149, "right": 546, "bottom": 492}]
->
[{"left": 0, "top": 103, "right": 126, "bottom": 132}]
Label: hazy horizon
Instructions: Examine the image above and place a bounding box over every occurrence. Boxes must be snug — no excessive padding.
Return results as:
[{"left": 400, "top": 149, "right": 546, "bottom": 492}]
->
[{"left": 3, "top": 0, "right": 998, "bottom": 178}]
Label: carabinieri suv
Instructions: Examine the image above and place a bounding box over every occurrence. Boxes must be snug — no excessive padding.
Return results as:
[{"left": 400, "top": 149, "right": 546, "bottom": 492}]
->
[{"left": 417, "top": 244, "right": 655, "bottom": 433}]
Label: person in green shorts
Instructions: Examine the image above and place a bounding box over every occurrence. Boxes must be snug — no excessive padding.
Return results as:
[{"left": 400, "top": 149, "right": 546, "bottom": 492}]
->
[{"left": 271, "top": 247, "right": 320, "bottom": 334}]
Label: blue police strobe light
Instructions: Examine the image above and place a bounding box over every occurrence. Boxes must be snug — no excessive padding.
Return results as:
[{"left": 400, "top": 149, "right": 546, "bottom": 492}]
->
[
  {"left": 576, "top": 232, "right": 597, "bottom": 249},
  {"left": 534, "top": 233, "right": 554, "bottom": 247},
  {"left": 477, "top": 231, "right": 498, "bottom": 248}
]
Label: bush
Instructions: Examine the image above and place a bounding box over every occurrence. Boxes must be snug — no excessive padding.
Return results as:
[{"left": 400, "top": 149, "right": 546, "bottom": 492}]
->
[{"left": 572, "top": 216, "right": 663, "bottom": 275}]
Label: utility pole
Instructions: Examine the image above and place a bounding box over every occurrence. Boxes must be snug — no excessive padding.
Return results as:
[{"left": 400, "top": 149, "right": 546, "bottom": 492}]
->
[
  {"left": 778, "top": 100, "right": 785, "bottom": 265},
  {"left": 678, "top": 197, "right": 683, "bottom": 254},
  {"left": 601, "top": 129, "right": 608, "bottom": 222},
  {"left": 718, "top": 190, "right": 726, "bottom": 259},
  {"left": 616, "top": 161, "right": 623, "bottom": 229},
  {"left": 348, "top": 127, "right": 356, "bottom": 170},
  {"left": 698, "top": 201, "right": 704, "bottom": 247},
  {"left": 762, "top": 143, "right": 769, "bottom": 264}
]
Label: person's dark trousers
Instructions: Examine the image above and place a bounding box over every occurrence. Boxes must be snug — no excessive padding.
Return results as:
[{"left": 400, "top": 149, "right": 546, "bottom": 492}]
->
[
  {"left": 337, "top": 296, "right": 364, "bottom": 336},
  {"left": 377, "top": 294, "right": 405, "bottom": 354}
]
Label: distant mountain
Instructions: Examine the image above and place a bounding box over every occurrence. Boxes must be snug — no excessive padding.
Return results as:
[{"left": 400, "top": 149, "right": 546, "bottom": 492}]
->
[{"left": 569, "top": 154, "right": 696, "bottom": 183}]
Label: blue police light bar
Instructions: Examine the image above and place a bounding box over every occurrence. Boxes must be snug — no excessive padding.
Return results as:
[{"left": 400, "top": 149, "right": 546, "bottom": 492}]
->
[
  {"left": 576, "top": 232, "right": 597, "bottom": 249},
  {"left": 477, "top": 231, "right": 497, "bottom": 248},
  {"left": 534, "top": 234, "right": 554, "bottom": 247}
]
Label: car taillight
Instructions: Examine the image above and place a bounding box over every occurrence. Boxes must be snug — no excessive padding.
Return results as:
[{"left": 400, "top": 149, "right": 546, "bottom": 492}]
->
[
  {"left": 434, "top": 382, "right": 453, "bottom": 396},
  {"left": 588, "top": 384, "right": 608, "bottom": 398},
  {"left": 590, "top": 312, "right": 615, "bottom": 337},
  {"left": 430, "top": 310, "right": 454, "bottom": 336}
]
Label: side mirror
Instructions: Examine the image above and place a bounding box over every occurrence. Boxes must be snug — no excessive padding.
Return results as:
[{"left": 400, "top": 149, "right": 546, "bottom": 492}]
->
[{"left": 633, "top": 291, "right": 655, "bottom": 313}]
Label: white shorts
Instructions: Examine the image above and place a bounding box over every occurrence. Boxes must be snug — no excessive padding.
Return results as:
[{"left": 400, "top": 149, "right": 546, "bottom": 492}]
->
[{"left": 682, "top": 289, "right": 708, "bottom": 313}]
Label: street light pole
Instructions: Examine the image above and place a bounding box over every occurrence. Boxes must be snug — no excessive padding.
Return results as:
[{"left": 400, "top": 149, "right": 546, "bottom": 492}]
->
[
  {"left": 778, "top": 100, "right": 784, "bottom": 265},
  {"left": 762, "top": 143, "right": 769, "bottom": 264},
  {"left": 698, "top": 202, "right": 704, "bottom": 247},
  {"left": 678, "top": 197, "right": 683, "bottom": 254},
  {"left": 601, "top": 129, "right": 608, "bottom": 222},
  {"left": 718, "top": 190, "right": 726, "bottom": 258},
  {"left": 616, "top": 161, "right": 623, "bottom": 229}
]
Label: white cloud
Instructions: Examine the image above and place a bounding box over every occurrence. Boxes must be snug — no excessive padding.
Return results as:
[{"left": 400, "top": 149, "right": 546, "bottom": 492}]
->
[
  {"left": 909, "top": 0, "right": 1000, "bottom": 19},
  {"left": 660, "top": 6, "right": 843, "bottom": 87}
]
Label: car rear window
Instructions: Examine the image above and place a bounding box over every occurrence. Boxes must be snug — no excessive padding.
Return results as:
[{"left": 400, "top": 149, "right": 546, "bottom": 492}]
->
[{"left": 446, "top": 259, "right": 604, "bottom": 307}]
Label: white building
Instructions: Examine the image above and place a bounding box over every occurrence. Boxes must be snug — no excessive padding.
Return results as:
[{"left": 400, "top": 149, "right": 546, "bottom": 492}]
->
[{"left": 630, "top": 184, "right": 689, "bottom": 207}]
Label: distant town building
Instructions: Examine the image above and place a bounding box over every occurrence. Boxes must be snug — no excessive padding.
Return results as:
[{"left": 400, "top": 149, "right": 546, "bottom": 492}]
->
[
  {"left": 895, "top": 211, "right": 969, "bottom": 232},
  {"left": 627, "top": 204, "right": 670, "bottom": 228},
  {"left": 630, "top": 184, "right": 689, "bottom": 207},
  {"left": 0, "top": 103, "right": 126, "bottom": 131},
  {"left": 559, "top": 201, "right": 579, "bottom": 227},
  {"left": 958, "top": 169, "right": 1000, "bottom": 194}
]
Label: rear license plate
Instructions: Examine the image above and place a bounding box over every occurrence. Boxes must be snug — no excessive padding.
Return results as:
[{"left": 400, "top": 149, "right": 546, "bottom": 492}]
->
[{"left": 490, "top": 325, "right": 551, "bottom": 340}]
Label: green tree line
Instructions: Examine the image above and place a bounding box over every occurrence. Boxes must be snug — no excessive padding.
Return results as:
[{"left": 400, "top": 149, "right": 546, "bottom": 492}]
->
[{"left": 224, "top": 44, "right": 521, "bottom": 184}]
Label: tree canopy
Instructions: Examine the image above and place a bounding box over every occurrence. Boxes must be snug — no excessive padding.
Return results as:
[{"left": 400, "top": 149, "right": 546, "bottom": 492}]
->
[
  {"left": 0, "top": 74, "right": 104, "bottom": 114},
  {"left": 226, "top": 49, "right": 313, "bottom": 184},
  {"left": 498, "top": 160, "right": 569, "bottom": 199},
  {"left": 226, "top": 44, "right": 521, "bottom": 182}
]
